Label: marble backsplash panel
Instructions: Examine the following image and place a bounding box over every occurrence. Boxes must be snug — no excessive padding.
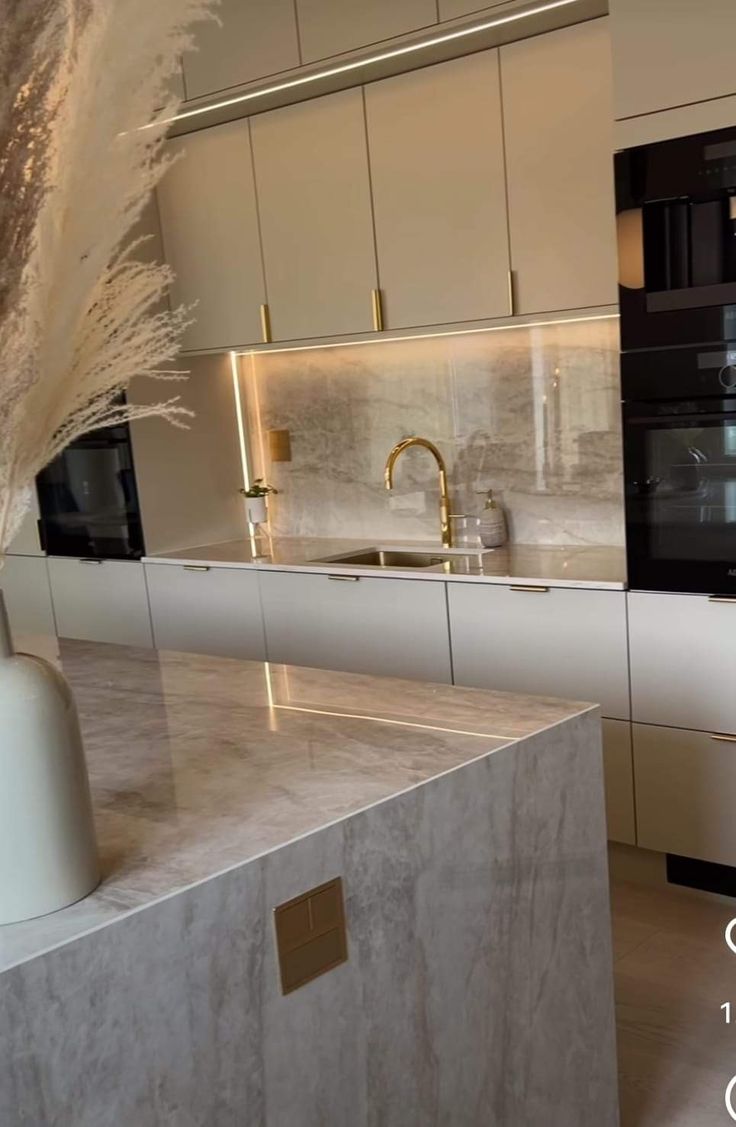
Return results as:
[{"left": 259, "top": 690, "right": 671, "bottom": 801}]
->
[{"left": 240, "top": 316, "right": 624, "bottom": 546}]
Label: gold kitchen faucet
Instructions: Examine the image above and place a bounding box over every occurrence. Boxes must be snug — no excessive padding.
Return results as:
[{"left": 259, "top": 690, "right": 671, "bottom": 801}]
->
[{"left": 384, "top": 436, "right": 452, "bottom": 549}]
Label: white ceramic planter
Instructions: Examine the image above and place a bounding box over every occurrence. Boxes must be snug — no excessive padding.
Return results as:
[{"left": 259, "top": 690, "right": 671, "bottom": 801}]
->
[
  {"left": 0, "top": 592, "right": 99, "bottom": 924},
  {"left": 245, "top": 495, "right": 268, "bottom": 525}
]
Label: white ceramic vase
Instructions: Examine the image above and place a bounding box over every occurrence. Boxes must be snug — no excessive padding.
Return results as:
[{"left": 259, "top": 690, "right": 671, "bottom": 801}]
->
[
  {"left": 0, "top": 592, "right": 99, "bottom": 925},
  {"left": 245, "top": 494, "right": 268, "bottom": 525}
]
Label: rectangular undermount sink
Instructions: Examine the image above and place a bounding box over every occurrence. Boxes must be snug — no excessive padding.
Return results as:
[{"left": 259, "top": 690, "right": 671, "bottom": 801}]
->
[{"left": 313, "top": 547, "right": 489, "bottom": 570}]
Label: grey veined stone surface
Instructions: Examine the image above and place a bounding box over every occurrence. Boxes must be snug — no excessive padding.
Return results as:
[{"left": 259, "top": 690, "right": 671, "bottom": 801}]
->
[{"left": 0, "top": 641, "right": 618, "bottom": 1126}]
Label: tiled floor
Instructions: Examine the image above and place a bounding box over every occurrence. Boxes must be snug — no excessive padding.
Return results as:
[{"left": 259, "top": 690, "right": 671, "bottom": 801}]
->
[{"left": 612, "top": 873, "right": 736, "bottom": 1126}]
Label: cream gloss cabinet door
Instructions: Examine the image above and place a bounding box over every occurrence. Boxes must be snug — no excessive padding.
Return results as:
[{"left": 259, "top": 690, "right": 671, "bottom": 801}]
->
[
  {"left": 633, "top": 723, "right": 736, "bottom": 867},
  {"left": 602, "top": 719, "right": 636, "bottom": 846},
  {"left": 500, "top": 18, "right": 618, "bottom": 314},
  {"left": 47, "top": 559, "right": 153, "bottom": 648},
  {"left": 182, "top": 0, "right": 300, "bottom": 101},
  {"left": 628, "top": 592, "right": 736, "bottom": 734},
  {"left": 6, "top": 490, "right": 43, "bottom": 556},
  {"left": 438, "top": 0, "right": 507, "bottom": 18},
  {"left": 609, "top": 0, "right": 736, "bottom": 121},
  {"left": 145, "top": 564, "right": 266, "bottom": 661},
  {"left": 157, "top": 120, "right": 266, "bottom": 351},
  {"left": 364, "top": 51, "right": 511, "bottom": 329},
  {"left": 250, "top": 89, "right": 378, "bottom": 342},
  {"left": 296, "top": 0, "right": 437, "bottom": 64},
  {"left": 447, "top": 583, "right": 630, "bottom": 719},
  {"left": 1, "top": 555, "right": 56, "bottom": 639},
  {"left": 259, "top": 571, "right": 452, "bottom": 682}
]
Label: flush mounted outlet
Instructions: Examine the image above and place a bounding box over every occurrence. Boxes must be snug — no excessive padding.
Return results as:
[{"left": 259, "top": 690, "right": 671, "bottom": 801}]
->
[
  {"left": 268, "top": 429, "right": 292, "bottom": 462},
  {"left": 274, "top": 877, "right": 348, "bottom": 994}
]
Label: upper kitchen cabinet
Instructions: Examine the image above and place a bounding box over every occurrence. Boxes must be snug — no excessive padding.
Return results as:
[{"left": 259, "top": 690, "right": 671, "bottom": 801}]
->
[
  {"left": 365, "top": 51, "right": 511, "bottom": 329},
  {"left": 609, "top": 0, "right": 736, "bottom": 122},
  {"left": 501, "top": 19, "right": 618, "bottom": 314},
  {"left": 251, "top": 89, "right": 378, "bottom": 341},
  {"left": 438, "top": 0, "right": 506, "bottom": 18},
  {"left": 157, "top": 120, "right": 266, "bottom": 351},
  {"left": 166, "top": 66, "right": 186, "bottom": 103},
  {"left": 296, "top": 0, "right": 437, "bottom": 64},
  {"left": 182, "top": 0, "right": 300, "bottom": 101}
]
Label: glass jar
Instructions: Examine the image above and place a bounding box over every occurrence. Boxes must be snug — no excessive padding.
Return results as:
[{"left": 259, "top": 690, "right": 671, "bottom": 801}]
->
[{"left": 449, "top": 514, "right": 483, "bottom": 550}]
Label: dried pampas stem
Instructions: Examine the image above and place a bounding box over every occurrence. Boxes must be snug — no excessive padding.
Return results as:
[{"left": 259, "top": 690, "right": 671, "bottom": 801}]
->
[{"left": 0, "top": 0, "right": 218, "bottom": 554}]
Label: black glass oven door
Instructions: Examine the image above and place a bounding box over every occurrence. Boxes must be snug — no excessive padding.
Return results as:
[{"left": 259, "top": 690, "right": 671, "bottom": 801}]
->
[
  {"left": 37, "top": 428, "right": 144, "bottom": 559},
  {"left": 625, "top": 403, "right": 736, "bottom": 593}
]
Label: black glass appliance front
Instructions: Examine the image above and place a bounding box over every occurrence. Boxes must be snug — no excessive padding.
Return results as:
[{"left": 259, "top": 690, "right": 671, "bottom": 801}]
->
[
  {"left": 623, "top": 345, "right": 736, "bottom": 594},
  {"left": 36, "top": 422, "right": 144, "bottom": 559},
  {"left": 616, "top": 126, "right": 736, "bottom": 351}
]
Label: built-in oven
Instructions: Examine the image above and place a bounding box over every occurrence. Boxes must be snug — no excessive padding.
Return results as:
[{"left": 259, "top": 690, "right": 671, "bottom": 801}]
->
[
  {"left": 615, "top": 125, "right": 736, "bottom": 351},
  {"left": 623, "top": 344, "right": 736, "bottom": 594},
  {"left": 36, "top": 421, "right": 145, "bottom": 559}
]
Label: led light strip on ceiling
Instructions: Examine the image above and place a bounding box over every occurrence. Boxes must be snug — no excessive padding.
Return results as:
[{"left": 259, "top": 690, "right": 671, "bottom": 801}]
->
[
  {"left": 234, "top": 312, "right": 620, "bottom": 358},
  {"left": 164, "top": 0, "right": 586, "bottom": 128}
]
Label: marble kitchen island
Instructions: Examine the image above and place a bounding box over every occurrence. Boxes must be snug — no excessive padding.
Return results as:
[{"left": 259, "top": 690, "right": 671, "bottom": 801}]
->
[{"left": 0, "top": 639, "right": 618, "bottom": 1127}]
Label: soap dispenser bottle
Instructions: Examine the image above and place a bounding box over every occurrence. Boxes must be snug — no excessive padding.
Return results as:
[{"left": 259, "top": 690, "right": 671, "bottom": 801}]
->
[{"left": 476, "top": 489, "right": 507, "bottom": 548}]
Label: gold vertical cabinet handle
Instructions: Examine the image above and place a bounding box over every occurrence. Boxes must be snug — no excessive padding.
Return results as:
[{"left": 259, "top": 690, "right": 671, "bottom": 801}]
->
[
  {"left": 710, "top": 733, "right": 736, "bottom": 743},
  {"left": 507, "top": 270, "right": 515, "bottom": 316},
  {"left": 260, "top": 303, "right": 272, "bottom": 344},
  {"left": 183, "top": 564, "right": 210, "bottom": 572},
  {"left": 509, "top": 584, "right": 549, "bottom": 593},
  {"left": 371, "top": 289, "right": 384, "bottom": 333}
]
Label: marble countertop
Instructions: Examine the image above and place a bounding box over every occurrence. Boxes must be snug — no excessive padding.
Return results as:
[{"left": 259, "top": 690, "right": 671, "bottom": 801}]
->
[
  {"left": 0, "top": 638, "right": 593, "bottom": 974},
  {"left": 144, "top": 536, "right": 627, "bottom": 590}
]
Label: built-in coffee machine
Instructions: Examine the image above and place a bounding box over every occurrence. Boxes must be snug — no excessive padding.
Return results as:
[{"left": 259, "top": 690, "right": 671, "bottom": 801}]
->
[{"left": 617, "top": 125, "right": 736, "bottom": 595}]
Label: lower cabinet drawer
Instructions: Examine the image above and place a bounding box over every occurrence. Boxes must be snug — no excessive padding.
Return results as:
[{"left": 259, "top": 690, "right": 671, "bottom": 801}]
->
[
  {"left": 602, "top": 719, "right": 636, "bottom": 847},
  {"left": 259, "top": 570, "right": 452, "bottom": 682},
  {"left": 1, "top": 555, "right": 56, "bottom": 639},
  {"left": 628, "top": 591, "right": 736, "bottom": 733},
  {"left": 448, "top": 582, "right": 630, "bottom": 719},
  {"left": 145, "top": 563, "right": 266, "bottom": 660},
  {"left": 48, "top": 558, "right": 153, "bottom": 647},
  {"left": 633, "top": 722, "right": 736, "bottom": 866}
]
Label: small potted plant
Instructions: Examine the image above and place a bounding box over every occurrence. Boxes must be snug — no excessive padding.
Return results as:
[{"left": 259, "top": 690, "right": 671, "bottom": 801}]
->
[{"left": 240, "top": 479, "right": 278, "bottom": 526}]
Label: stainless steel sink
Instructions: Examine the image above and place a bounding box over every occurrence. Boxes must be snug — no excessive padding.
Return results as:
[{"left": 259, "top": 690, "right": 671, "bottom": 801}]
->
[{"left": 313, "top": 548, "right": 486, "bottom": 570}]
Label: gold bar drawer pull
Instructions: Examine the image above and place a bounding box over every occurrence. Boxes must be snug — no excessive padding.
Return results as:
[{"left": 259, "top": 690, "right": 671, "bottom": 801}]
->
[
  {"left": 371, "top": 289, "right": 384, "bottom": 332},
  {"left": 79, "top": 558, "right": 103, "bottom": 565},
  {"left": 328, "top": 575, "right": 360, "bottom": 582},
  {"left": 709, "top": 595, "right": 736, "bottom": 603},
  {"left": 711, "top": 733, "right": 736, "bottom": 743},
  {"left": 183, "top": 565, "right": 210, "bottom": 572},
  {"left": 260, "top": 303, "right": 272, "bottom": 344},
  {"left": 507, "top": 270, "right": 515, "bottom": 316},
  {"left": 510, "top": 584, "right": 549, "bottom": 593}
]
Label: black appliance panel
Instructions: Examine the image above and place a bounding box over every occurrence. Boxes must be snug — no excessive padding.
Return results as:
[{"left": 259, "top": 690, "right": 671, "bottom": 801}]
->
[
  {"left": 623, "top": 347, "right": 736, "bottom": 594},
  {"left": 37, "top": 423, "right": 144, "bottom": 560},
  {"left": 616, "top": 126, "right": 736, "bottom": 350}
]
